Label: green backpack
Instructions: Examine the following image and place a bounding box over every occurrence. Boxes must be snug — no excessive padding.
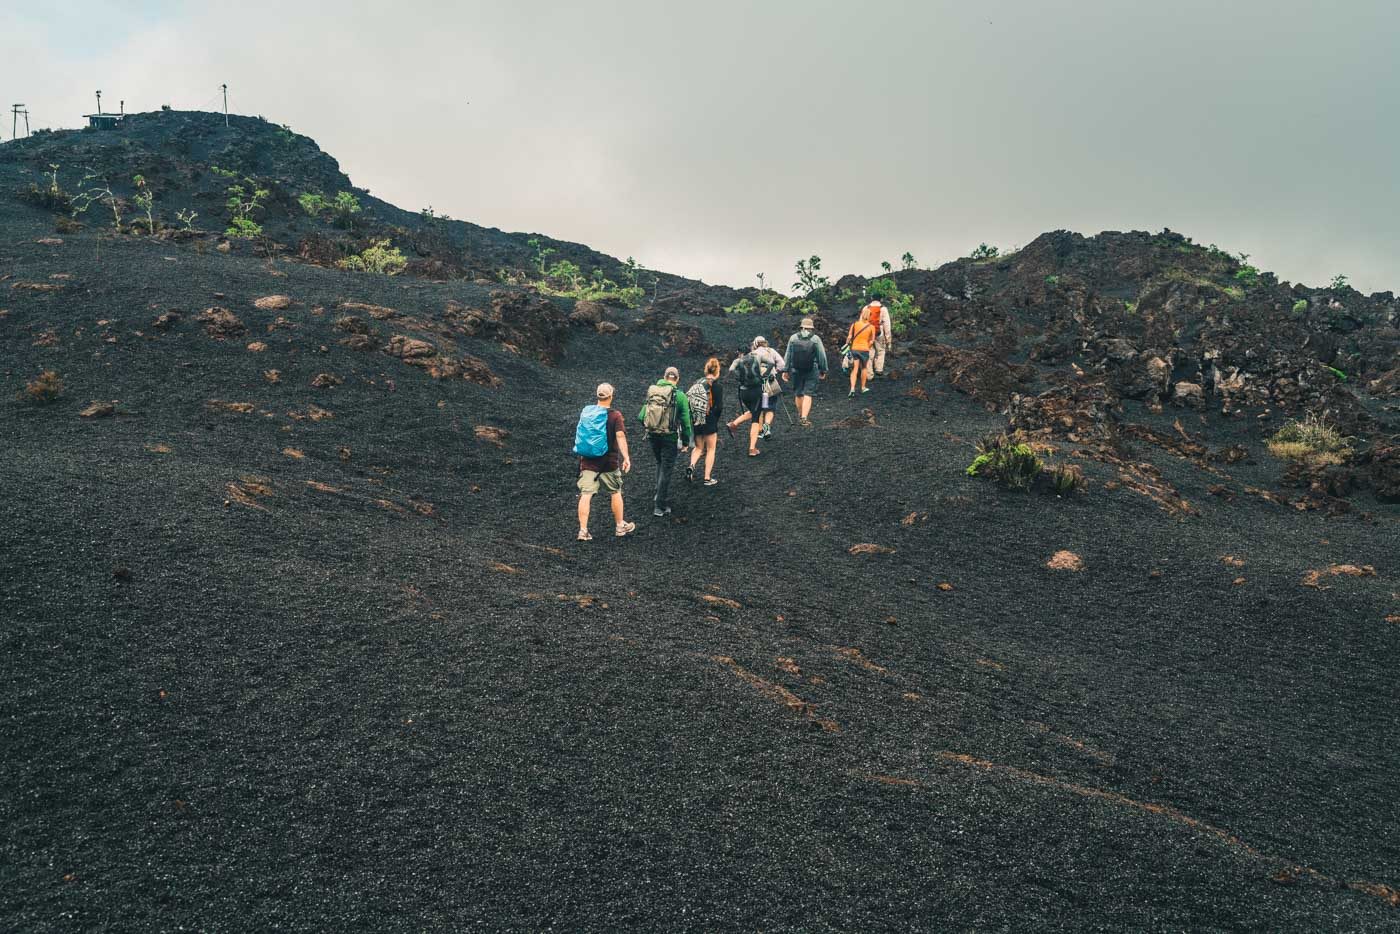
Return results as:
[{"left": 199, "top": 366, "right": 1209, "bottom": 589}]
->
[{"left": 643, "top": 383, "right": 678, "bottom": 435}]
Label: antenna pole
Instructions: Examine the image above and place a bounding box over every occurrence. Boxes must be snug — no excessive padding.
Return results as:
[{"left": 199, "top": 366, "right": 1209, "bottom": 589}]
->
[
  {"left": 221, "top": 84, "right": 228, "bottom": 126},
  {"left": 96, "top": 90, "right": 102, "bottom": 115}
]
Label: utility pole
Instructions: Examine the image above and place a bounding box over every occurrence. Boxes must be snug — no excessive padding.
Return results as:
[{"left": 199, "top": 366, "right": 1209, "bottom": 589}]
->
[
  {"left": 22, "top": 107, "right": 29, "bottom": 136},
  {"left": 221, "top": 84, "right": 228, "bottom": 126},
  {"left": 96, "top": 90, "right": 102, "bottom": 114},
  {"left": 11, "top": 104, "right": 24, "bottom": 140}
]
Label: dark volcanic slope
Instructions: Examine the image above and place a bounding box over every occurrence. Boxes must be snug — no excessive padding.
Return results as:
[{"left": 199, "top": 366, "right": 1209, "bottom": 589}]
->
[{"left": 3, "top": 208, "right": 1399, "bottom": 932}]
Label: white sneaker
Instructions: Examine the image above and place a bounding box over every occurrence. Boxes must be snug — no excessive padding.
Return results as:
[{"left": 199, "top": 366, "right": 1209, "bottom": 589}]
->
[{"left": 615, "top": 521, "right": 636, "bottom": 537}]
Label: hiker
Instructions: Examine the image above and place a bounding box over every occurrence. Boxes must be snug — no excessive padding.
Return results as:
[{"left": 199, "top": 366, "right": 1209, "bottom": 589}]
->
[
  {"left": 685, "top": 357, "right": 724, "bottom": 486},
  {"left": 573, "top": 382, "right": 634, "bottom": 541},
  {"left": 866, "top": 299, "right": 893, "bottom": 376},
  {"left": 844, "top": 301, "right": 881, "bottom": 396},
  {"left": 638, "top": 366, "right": 693, "bottom": 517},
  {"left": 726, "top": 337, "right": 783, "bottom": 456},
  {"left": 753, "top": 336, "right": 786, "bottom": 439},
  {"left": 782, "top": 316, "right": 828, "bottom": 427}
]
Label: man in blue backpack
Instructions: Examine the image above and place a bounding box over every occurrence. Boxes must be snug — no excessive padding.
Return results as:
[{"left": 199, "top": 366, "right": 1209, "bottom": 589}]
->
[
  {"left": 575, "top": 382, "right": 635, "bottom": 541},
  {"left": 638, "top": 366, "right": 693, "bottom": 518}
]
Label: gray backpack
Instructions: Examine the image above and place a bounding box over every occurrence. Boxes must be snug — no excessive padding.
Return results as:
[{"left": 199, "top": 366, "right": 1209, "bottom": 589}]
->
[{"left": 642, "top": 383, "right": 678, "bottom": 435}]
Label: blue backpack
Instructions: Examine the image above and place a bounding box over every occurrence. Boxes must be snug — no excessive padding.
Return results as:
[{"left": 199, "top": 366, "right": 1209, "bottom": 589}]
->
[{"left": 573, "top": 404, "right": 610, "bottom": 457}]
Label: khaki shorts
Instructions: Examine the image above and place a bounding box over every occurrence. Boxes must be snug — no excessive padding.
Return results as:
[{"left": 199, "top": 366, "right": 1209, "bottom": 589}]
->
[{"left": 577, "top": 469, "right": 623, "bottom": 495}]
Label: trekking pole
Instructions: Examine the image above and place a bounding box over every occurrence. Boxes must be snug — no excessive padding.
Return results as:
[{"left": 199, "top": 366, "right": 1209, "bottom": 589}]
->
[{"left": 778, "top": 391, "right": 795, "bottom": 427}]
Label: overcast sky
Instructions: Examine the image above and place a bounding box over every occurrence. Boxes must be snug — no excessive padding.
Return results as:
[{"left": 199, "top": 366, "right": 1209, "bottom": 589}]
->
[{"left": 4, "top": 0, "right": 1397, "bottom": 293}]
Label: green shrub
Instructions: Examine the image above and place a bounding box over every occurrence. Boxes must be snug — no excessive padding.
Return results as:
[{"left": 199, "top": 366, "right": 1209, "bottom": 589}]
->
[
  {"left": 966, "top": 435, "right": 1043, "bottom": 491},
  {"left": 901, "top": 252, "right": 916, "bottom": 271},
  {"left": 223, "top": 176, "right": 269, "bottom": 239},
  {"left": 1292, "top": 298, "right": 1308, "bottom": 314},
  {"left": 725, "top": 298, "right": 756, "bottom": 315},
  {"left": 528, "top": 237, "right": 556, "bottom": 275},
  {"left": 969, "top": 243, "right": 999, "bottom": 261},
  {"left": 1234, "top": 264, "right": 1259, "bottom": 287},
  {"left": 865, "top": 277, "right": 921, "bottom": 336},
  {"left": 132, "top": 175, "right": 157, "bottom": 234},
  {"left": 298, "top": 192, "right": 329, "bottom": 216},
  {"left": 1044, "top": 274, "right": 1059, "bottom": 286},
  {"left": 1329, "top": 274, "right": 1349, "bottom": 291},
  {"left": 792, "top": 255, "right": 830, "bottom": 297},
  {"left": 337, "top": 239, "right": 407, "bottom": 275}
]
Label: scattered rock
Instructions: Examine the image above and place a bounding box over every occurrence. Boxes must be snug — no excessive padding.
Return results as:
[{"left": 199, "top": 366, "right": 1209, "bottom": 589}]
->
[
  {"left": 568, "top": 301, "right": 607, "bottom": 326},
  {"left": 310, "top": 373, "right": 342, "bottom": 389},
  {"left": 386, "top": 335, "right": 436, "bottom": 359},
  {"left": 1172, "top": 381, "right": 1205, "bottom": 408},
  {"left": 216, "top": 241, "right": 231, "bottom": 253},
  {"left": 596, "top": 321, "right": 620, "bottom": 335},
  {"left": 1221, "top": 555, "right": 1246, "bottom": 568},
  {"left": 826, "top": 408, "right": 878, "bottom": 430},
  {"left": 474, "top": 425, "right": 510, "bottom": 446},
  {"left": 849, "top": 543, "right": 896, "bottom": 555},
  {"left": 197, "top": 307, "right": 245, "bottom": 339},
  {"left": 253, "top": 295, "right": 292, "bottom": 311},
  {"left": 1046, "top": 550, "right": 1084, "bottom": 571},
  {"left": 700, "top": 594, "right": 742, "bottom": 610},
  {"left": 79, "top": 401, "right": 116, "bottom": 419},
  {"left": 339, "top": 301, "right": 397, "bottom": 319},
  {"left": 206, "top": 400, "right": 255, "bottom": 414},
  {"left": 263, "top": 369, "right": 281, "bottom": 383},
  {"left": 151, "top": 310, "right": 181, "bottom": 331},
  {"left": 11, "top": 281, "right": 64, "bottom": 292},
  {"left": 937, "top": 582, "right": 954, "bottom": 592},
  {"left": 35, "top": 237, "right": 63, "bottom": 245},
  {"left": 1301, "top": 564, "right": 1377, "bottom": 589},
  {"left": 246, "top": 341, "right": 268, "bottom": 352},
  {"left": 282, "top": 448, "right": 305, "bottom": 459}
]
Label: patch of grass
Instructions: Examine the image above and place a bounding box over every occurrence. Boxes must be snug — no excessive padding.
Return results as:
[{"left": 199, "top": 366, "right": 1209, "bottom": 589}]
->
[
  {"left": 1267, "top": 414, "right": 1352, "bottom": 462},
  {"left": 1044, "top": 274, "right": 1059, "bottom": 286},
  {"left": 19, "top": 370, "right": 64, "bottom": 404},
  {"left": 1047, "top": 463, "right": 1085, "bottom": 494},
  {"left": 1292, "top": 299, "right": 1309, "bottom": 314}
]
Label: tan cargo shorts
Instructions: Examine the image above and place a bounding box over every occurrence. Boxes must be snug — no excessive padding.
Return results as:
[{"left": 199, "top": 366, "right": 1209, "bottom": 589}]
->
[{"left": 577, "top": 469, "right": 623, "bottom": 495}]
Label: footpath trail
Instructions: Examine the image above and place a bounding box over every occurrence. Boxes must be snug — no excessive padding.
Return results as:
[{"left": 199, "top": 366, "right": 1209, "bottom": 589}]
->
[{"left": 1, "top": 225, "right": 1398, "bottom": 931}]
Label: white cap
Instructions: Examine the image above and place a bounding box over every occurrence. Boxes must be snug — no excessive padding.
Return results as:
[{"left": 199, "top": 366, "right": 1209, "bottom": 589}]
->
[
  {"left": 664, "top": 366, "right": 680, "bottom": 381},
  {"left": 596, "top": 382, "right": 614, "bottom": 399},
  {"left": 751, "top": 335, "right": 768, "bottom": 349}
]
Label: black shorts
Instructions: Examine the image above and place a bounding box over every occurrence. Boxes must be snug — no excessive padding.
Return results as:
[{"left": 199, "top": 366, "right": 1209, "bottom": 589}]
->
[
  {"left": 792, "top": 367, "right": 821, "bottom": 396},
  {"left": 739, "top": 386, "right": 763, "bottom": 418}
]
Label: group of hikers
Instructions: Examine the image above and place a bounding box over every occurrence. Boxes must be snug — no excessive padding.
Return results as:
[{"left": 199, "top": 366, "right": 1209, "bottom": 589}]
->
[{"left": 573, "top": 299, "right": 894, "bottom": 540}]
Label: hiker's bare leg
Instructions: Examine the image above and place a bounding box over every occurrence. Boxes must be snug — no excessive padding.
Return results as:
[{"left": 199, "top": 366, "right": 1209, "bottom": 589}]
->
[
  {"left": 703, "top": 435, "right": 717, "bottom": 479},
  {"left": 749, "top": 421, "right": 762, "bottom": 453},
  {"left": 729, "top": 411, "right": 752, "bottom": 429},
  {"left": 577, "top": 493, "right": 592, "bottom": 531},
  {"left": 859, "top": 362, "right": 870, "bottom": 391},
  {"left": 798, "top": 396, "right": 812, "bottom": 419},
  {"left": 689, "top": 444, "right": 702, "bottom": 470},
  {"left": 849, "top": 365, "right": 858, "bottom": 393},
  {"left": 610, "top": 491, "right": 624, "bottom": 525}
]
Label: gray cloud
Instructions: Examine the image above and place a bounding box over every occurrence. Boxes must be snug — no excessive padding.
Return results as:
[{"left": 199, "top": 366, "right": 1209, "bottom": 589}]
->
[{"left": 4, "top": 0, "right": 1396, "bottom": 292}]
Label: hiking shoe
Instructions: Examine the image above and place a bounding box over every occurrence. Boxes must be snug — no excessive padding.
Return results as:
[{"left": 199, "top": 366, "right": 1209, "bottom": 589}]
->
[
  {"left": 799, "top": 417, "right": 812, "bottom": 428},
  {"left": 615, "top": 521, "right": 636, "bottom": 537},
  {"left": 861, "top": 387, "right": 870, "bottom": 394},
  {"left": 653, "top": 507, "right": 666, "bottom": 517},
  {"left": 704, "top": 477, "right": 719, "bottom": 486},
  {"left": 847, "top": 390, "right": 855, "bottom": 398},
  {"left": 577, "top": 529, "right": 593, "bottom": 542},
  {"left": 759, "top": 426, "right": 772, "bottom": 440},
  {"left": 685, "top": 465, "right": 695, "bottom": 482},
  {"left": 663, "top": 506, "right": 673, "bottom": 516}
]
